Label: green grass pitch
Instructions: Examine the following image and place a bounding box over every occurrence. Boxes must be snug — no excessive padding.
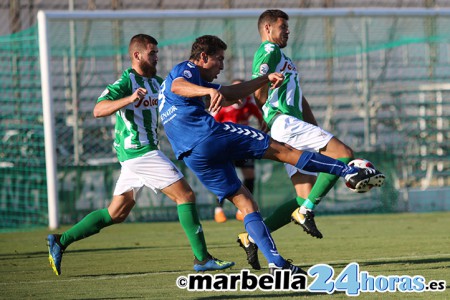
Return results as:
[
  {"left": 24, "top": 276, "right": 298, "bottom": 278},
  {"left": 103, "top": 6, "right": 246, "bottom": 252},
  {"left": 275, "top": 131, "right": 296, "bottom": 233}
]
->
[{"left": 1, "top": 212, "right": 449, "bottom": 299}]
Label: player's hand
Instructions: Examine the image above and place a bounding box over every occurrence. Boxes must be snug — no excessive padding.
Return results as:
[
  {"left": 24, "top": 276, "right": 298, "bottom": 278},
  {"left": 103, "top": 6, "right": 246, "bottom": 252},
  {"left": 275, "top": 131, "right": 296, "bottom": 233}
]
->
[
  {"left": 131, "top": 87, "right": 147, "bottom": 103},
  {"left": 208, "top": 88, "right": 225, "bottom": 113},
  {"left": 268, "top": 73, "right": 284, "bottom": 89}
]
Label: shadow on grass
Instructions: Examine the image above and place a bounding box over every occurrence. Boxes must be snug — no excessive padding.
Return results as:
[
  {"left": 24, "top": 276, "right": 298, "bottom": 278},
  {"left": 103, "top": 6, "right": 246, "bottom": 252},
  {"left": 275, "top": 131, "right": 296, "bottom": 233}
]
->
[
  {"left": 327, "top": 256, "right": 450, "bottom": 269},
  {"left": 0, "top": 246, "right": 163, "bottom": 260},
  {"left": 72, "top": 270, "right": 185, "bottom": 278},
  {"left": 74, "top": 298, "right": 142, "bottom": 300}
]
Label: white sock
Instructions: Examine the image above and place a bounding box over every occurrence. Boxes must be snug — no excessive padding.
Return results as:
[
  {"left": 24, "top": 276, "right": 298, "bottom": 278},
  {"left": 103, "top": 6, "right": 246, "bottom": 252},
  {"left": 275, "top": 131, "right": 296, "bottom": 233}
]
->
[{"left": 299, "top": 205, "right": 309, "bottom": 215}]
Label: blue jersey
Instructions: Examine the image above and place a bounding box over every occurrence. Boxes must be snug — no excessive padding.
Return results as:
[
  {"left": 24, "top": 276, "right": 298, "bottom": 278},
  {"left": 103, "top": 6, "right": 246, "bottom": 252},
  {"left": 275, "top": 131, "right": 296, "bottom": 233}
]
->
[
  {"left": 159, "top": 60, "right": 270, "bottom": 201},
  {"left": 158, "top": 61, "right": 222, "bottom": 159}
]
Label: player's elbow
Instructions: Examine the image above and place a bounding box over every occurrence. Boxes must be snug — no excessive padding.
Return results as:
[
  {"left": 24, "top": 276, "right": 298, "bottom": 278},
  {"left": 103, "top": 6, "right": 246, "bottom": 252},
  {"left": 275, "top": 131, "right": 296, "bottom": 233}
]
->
[
  {"left": 93, "top": 105, "right": 107, "bottom": 118},
  {"left": 171, "top": 84, "right": 183, "bottom": 95},
  {"left": 93, "top": 107, "right": 102, "bottom": 118}
]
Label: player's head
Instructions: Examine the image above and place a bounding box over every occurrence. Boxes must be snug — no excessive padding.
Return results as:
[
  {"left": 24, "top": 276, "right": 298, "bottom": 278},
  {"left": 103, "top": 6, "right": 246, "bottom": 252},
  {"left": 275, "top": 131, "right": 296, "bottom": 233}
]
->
[
  {"left": 129, "top": 34, "right": 159, "bottom": 77},
  {"left": 258, "top": 9, "right": 289, "bottom": 48},
  {"left": 189, "top": 35, "right": 227, "bottom": 82}
]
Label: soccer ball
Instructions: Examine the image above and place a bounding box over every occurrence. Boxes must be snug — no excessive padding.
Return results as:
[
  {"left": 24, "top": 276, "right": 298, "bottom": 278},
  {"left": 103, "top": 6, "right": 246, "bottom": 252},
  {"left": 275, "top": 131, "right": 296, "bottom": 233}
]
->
[{"left": 345, "top": 158, "right": 375, "bottom": 193}]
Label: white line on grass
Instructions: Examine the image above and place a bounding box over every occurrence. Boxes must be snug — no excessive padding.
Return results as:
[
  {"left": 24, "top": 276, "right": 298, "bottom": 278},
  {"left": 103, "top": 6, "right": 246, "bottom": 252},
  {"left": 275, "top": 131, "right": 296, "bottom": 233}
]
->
[
  {"left": 1, "top": 270, "right": 188, "bottom": 285},
  {"left": 305, "top": 253, "right": 450, "bottom": 266},
  {"left": 2, "top": 253, "right": 449, "bottom": 286}
]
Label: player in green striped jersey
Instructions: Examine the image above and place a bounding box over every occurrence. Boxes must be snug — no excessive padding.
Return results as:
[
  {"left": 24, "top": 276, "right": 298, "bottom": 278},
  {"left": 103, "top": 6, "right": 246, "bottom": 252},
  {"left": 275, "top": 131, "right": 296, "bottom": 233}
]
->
[
  {"left": 238, "top": 9, "right": 385, "bottom": 269},
  {"left": 46, "top": 34, "right": 234, "bottom": 276}
]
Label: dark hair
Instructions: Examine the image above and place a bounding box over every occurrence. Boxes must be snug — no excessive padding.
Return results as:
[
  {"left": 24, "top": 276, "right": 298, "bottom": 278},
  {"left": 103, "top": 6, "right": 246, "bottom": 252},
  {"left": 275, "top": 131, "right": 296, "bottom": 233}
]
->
[
  {"left": 189, "top": 35, "right": 227, "bottom": 61},
  {"left": 128, "top": 34, "right": 158, "bottom": 59},
  {"left": 258, "top": 9, "right": 289, "bottom": 31}
]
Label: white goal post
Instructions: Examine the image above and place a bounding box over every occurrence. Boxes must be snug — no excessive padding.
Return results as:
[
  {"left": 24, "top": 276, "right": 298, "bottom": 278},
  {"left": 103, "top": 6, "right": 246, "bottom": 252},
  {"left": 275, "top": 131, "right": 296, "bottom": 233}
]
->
[{"left": 37, "top": 8, "right": 450, "bottom": 229}]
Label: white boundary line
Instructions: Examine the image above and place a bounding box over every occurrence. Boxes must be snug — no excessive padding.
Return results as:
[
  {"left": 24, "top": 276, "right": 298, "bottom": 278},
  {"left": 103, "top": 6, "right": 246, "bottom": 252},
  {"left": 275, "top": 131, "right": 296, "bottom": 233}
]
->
[{"left": 2, "top": 253, "right": 448, "bottom": 285}]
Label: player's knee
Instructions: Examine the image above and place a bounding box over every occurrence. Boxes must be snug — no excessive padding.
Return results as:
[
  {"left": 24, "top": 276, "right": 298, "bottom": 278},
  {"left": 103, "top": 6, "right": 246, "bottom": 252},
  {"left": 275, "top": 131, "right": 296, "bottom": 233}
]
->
[
  {"left": 173, "top": 189, "right": 196, "bottom": 205},
  {"left": 110, "top": 206, "right": 132, "bottom": 223},
  {"left": 112, "top": 213, "right": 128, "bottom": 223},
  {"left": 342, "top": 144, "right": 354, "bottom": 158},
  {"left": 108, "top": 198, "right": 135, "bottom": 223},
  {"left": 325, "top": 138, "right": 354, "bottom": 158},
  {"left": 183, "top": 189, "right": 196, "bottom": 203}
]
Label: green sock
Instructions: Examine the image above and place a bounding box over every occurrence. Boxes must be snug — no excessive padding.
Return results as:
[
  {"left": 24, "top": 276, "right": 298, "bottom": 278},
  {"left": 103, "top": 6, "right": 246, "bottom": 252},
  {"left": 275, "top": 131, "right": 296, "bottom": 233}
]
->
[
  {"left": 305, "top": 157, "right": 352, "bottom": 209},
  {"left": 264, "top": 197, "right": 304, "bottom": 233},
  {"left": 60, "top": 208, "right": 113, "bottom": 248},
  {"left": 177, "top": 203, "right": 208, "bottom": 261}
]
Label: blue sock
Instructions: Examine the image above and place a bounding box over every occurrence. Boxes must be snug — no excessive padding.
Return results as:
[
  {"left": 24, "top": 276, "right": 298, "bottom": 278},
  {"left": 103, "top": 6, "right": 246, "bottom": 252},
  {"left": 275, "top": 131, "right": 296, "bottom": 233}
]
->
[
  {"left": 244, "top": 212, "right": 285, "bottom": 267},
  {"left": 296, "top": 151, "right": 357, "bottom": 177}
]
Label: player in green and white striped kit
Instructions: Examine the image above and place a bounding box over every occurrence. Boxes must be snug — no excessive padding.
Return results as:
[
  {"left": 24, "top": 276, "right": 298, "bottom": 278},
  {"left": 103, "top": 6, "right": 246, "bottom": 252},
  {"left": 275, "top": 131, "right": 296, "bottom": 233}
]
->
[
  {"left": 237, "top": 10, "right": 385, "bottom": 269},
  {"left": 46, "top": 34, "right": 234, "bottom": 276}
]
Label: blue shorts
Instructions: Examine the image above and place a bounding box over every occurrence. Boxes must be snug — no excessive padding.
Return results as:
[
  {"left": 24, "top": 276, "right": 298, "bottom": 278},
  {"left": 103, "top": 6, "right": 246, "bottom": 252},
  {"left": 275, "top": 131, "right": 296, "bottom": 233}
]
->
[{"left": 182, "top": 122, "right": 270, "bottom": 201}]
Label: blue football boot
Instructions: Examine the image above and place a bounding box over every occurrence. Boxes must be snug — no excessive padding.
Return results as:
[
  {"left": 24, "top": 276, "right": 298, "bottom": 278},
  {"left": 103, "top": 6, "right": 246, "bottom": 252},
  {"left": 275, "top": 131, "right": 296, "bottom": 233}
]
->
[
  {"left": 47, "top": 234, "right": 64, "bottom": 276},
  {"left": 193, "top": 253, "right": 235, "bottom": 272}
]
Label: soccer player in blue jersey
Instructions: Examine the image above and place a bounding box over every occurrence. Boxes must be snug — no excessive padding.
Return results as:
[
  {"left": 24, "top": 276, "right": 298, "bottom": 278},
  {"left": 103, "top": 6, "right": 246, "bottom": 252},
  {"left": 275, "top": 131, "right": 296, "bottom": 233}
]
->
[{"left": 158, "top": 35, "right": 384, "bottom": 273}]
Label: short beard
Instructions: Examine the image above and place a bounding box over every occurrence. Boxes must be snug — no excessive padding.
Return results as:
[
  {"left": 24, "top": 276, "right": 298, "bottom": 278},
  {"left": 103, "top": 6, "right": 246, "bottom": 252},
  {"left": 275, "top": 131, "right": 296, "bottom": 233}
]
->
[
  {"left": 278, "top": 41, "right": 287, "bottom": 49},
  {"left": 140, "top": 62, "right": 156, "bottom": 77}
]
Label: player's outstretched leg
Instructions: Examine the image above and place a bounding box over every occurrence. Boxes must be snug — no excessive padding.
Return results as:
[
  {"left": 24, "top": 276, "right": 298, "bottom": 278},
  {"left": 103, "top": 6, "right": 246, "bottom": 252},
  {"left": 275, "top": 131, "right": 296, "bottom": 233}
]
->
[
  {"left": 291, "top": 208, "right": 323, "bottom": 239},
  {"left": 193, "top": 253, "right": 235, "bottom": 272},
  {"left": 236, "top": 232, "right": 261, "bottom": 270},
  {"left": 47, "top": 234, "right": 65, "bottom": 276},
  {"left": 345, "top": 167, "right": 385, "bottom": 192}
]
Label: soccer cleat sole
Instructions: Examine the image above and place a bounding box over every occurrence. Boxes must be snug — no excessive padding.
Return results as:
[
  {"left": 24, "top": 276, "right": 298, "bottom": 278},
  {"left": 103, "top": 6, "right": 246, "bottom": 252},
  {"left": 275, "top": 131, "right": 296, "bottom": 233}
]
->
[
  {"left": 369, "top": 174, "right": 386, "bottom": 187},
  {"left": 354, "top": 173, "right": 386, "bottom": 191}
]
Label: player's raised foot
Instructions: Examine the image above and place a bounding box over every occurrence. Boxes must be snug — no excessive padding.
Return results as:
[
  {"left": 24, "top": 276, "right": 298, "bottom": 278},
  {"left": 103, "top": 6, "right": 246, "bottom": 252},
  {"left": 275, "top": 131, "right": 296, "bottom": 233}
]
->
[
  {"left": 345, "top": 167, "right": 385, "bottom": 192},
  {"left": 291, "top": 208, "right": 323, "bottom": 239},
  {"left": 47, "top": 234, "right": 65, "bottom": 276},
  {"left": 236, "top": 232, "right": 261, "bottom": 270},
  {"left": 193, "top": 253, "right": 235, "bottom": 272},
  {"left": 269, "top": 259, "right": 307, "bottom": 275}
]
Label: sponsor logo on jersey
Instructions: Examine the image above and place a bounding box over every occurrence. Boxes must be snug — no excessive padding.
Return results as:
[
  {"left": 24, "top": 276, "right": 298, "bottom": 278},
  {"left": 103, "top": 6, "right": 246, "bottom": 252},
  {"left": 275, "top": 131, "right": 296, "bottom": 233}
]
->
[
  {"left": 134, "top": 97, "right": 158, "bottom": 108},
  {"left": 160, "top": 105, "right": 178, "bottom": 121},
  {"left": 279, "top": 60, "right": 297, "bottom": 72},
  {"left": 187, "top": 61, "right": 196, "bottom": 68},
  {"left": 259, "top": 64, "right": 269, "bottom": 75},
  {"left": 183, "top": 70, "right": 193, "bottom": 79}
]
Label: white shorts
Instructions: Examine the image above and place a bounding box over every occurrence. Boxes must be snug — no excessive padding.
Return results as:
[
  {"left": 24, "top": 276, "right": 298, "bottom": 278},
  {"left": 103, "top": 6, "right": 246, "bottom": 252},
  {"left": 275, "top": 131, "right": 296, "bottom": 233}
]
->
[
  {"left": 271, "top": 114, "right": 334, "bottom": 178},
  {"left": 113, "top": 150, "right": 183, "bottom": 199}
]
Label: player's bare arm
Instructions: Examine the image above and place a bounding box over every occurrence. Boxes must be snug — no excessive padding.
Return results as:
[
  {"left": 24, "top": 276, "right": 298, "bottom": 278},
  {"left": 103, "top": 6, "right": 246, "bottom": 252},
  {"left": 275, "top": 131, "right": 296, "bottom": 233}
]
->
[
  {"left": 171, "top": 77, "right": 225, "bottom": 113},
  {"left": 220, "top": 73, "right": 283, "bottom": 106},
  {"left": 93, "top": 87, "right": 147, "bottom": 118},
  {"left": 301, "top": 96, "right": 318, "bottom": 126},
  {"left": 253, "top": 83, "right": 269, "bottom": 109}
]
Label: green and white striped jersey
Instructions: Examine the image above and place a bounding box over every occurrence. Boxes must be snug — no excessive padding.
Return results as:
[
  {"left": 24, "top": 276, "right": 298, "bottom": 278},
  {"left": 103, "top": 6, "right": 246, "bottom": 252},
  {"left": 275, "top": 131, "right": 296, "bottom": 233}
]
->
[
  {"left": 98, "top": 68, "right": 162, "bottom": 162},
  {"left": 252, "top": 41, "right": 304, "bottom": 128}
]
